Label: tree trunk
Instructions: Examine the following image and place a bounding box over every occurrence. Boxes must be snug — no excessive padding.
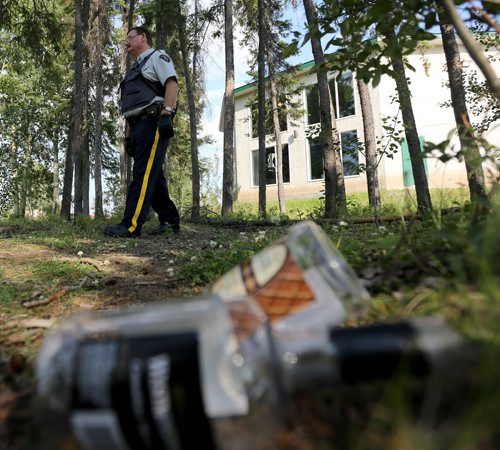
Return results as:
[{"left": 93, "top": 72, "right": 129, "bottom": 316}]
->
[
  {"left": 177, "top": 1, "right": 200, "bottom": 220},
  {"left": 302, "top": 0, "right": 346, "bottom": 218},
  {"left": 94, "top": 18, "right": 106, "bottom": 217},
  {"left": 119, "top": 0, "right": 134, "bottom": 204},
  {"left": 221, "top": 0, "right": 235, "bottom": 217},
  {"left": 72, "top": 0, "right": 88, "bottom": 217},
  {"left": 268, "top": 70, "right": 286, "bottom": 214},
  {"left": 390, "top": 52, "right": 432, "bottom": 214},
  {"left": 438, "top": 18, "right": 488, "bottom": 206},
  {"left": 438, "top": 0, "right": 500, "bottom": 99},
  {"left": 257, "top": 0, "right": 267, "bottom": 219},
  {"left": 9, "top": 127, "right": 20, "bottom": 217},
  {"left": 61, "top": 113, "right": 74, "bottom": 220},
  {"left": 357, "top": 78, "right": 381, "bottom": 213},
  {"left": 82, "top": 0, "right": 91, "bottom": 217},
  {"left": 156, "top": 0, "right": 168, "bottom": 49},
  {"left": 82, "top": 133, "right": 90, "bottom": 216},
  {"left": 19, "top": 135, "right": 32, "bottom": 219},
  {"left": 93, "top": 0, "right": 104, "bottom": 217},
  {"left": 156, "top": 0, "right": 173, "bottom": 189},
  {"left": 52, "top": 139, "right": 61, "bottom": 214}
]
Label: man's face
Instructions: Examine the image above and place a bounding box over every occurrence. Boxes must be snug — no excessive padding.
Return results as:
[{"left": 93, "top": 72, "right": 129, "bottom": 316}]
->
[{"left": 125, "top": 31, "right": 145, "bottom": 57}]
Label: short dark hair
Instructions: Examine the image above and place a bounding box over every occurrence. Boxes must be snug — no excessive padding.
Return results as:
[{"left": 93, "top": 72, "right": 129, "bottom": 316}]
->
[{"left": 128, "top": 26, "right": 153, "bottom": 46}]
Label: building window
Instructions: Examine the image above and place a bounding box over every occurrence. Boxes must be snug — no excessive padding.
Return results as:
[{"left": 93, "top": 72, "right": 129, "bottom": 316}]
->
[
  {"left": 308, "top": 139, "right": 324, "bottom": 180},
  {"left": 308, "top": 130, "right": 359, "bottom": 180},
  {"left": 306, "top": 84, "right": 321, "bottom": 126},
  {"left": 305, "top": 71, "right": 355, "bottom": 125},
  {"left": 252, "top": 144, "right": 290, "bottom": 186},
  {"left": 250, "top": 104, "right": 288, "bottom": 139},
  {"left": 340, "top": 130, "right": 359, "bottom": 176},
  {"left": 338, "top": 72, "right": 355, "bottom": 118}
]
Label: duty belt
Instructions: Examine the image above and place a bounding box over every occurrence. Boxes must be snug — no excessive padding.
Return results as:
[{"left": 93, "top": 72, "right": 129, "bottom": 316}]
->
[{"left": 126, "top": 103, "right": 160, "bottom": 127}]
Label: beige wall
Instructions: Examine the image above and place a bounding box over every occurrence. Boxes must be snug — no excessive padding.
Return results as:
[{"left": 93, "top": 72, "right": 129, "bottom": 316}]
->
[{"left": 231, "top": 39, "right": 499, "bottom": 202}]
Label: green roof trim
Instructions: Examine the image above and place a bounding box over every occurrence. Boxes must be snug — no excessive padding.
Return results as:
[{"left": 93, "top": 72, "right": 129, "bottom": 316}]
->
[
  {"left": 234, "top": 82, "right": 256, "bottom": 94},
  {"left": 233, "top": 59, "right": 317, "bottom": 95},
  {"left": 232, "top": 33, "right": 460, "bottom": 95},
  {"left": 233, "top": 33, "right": 459, "bottom": 95}
]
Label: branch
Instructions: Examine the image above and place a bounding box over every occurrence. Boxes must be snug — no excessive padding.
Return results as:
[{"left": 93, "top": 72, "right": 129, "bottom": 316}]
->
[
  {"left": 467, "top": 1, "right": 500, "bottom": 32},
  {"left": 438, "top": 0, "right": 500, "bottom": 99}
]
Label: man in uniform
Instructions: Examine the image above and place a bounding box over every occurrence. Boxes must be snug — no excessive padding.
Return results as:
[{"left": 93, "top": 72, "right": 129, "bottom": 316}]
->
[{"left": 104, "top": 26, "right": 180, "bottom": 238}]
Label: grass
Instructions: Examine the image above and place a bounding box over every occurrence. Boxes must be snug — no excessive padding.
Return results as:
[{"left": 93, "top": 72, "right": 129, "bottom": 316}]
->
[
  {"left": 176, "top": 228, "right": 284, "bottom": 287},
  {"left": 1, "top": 188, "right": 499, "bottom": 449},
  {"left": 232, "top": 187, "right": 471, "bottom": 219},
  {"left": 28, "top": 260, "right": 98, "bottom": 283}
]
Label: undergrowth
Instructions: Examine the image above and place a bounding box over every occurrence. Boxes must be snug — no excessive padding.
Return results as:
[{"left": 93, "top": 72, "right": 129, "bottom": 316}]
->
[{"left": 1, "top": 189, "right": 499, "bottom": 449}]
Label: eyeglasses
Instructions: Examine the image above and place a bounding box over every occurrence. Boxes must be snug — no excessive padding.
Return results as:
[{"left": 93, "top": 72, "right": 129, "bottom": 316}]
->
[{"left": 124, "top": 33, "right": 142, "bottom": 44}]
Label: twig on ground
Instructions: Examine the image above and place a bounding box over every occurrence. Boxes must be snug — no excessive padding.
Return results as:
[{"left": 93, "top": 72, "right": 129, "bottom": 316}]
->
[{"left": 22, "top": 289, "right": 68, "bottom": 309}]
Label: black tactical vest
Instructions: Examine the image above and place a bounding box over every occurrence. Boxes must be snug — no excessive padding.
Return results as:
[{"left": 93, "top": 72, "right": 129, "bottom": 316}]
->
[{"left": 120, "top": 50, "right": 165, "bottom": 114}]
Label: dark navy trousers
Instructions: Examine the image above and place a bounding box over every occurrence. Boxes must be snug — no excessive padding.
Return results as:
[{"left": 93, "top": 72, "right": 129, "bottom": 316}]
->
[{"left": 122, "top": 115, "right": 180, "bottom": 234}]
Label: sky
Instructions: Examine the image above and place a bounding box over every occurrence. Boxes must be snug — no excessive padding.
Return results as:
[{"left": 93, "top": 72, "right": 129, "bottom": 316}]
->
[{"left": 198, "top": 6, "right": 314, "bottom": 173}]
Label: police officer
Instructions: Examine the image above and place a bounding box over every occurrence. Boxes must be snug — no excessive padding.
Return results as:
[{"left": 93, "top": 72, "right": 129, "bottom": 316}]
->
[{"left": 104, "top": 26, "right": 180, "bottom": 238}]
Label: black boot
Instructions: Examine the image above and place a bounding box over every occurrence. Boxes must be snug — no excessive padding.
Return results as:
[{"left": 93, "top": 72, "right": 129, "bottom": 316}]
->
[
  {"left": 104, "top": 223, "right": 141, "bottom": 238},
  {"left": 149, "top": 222, "right": 180, "bottom": 235}
]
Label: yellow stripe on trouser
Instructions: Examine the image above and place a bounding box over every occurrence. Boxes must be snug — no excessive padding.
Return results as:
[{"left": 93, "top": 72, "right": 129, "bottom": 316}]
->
[{"left": 128, "top": 129, "right": 160, "bottom": 233}]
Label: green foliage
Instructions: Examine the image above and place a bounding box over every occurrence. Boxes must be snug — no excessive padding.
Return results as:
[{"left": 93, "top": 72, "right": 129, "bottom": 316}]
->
[
  {"left": 0, "top": 284, "right": 20, "bottom": 310},
  {"left": 424, "top": 127, "right": 499, "bottom": 181},
  {"left": 297, "top": 0, "right": 438, "bottom": 85},
  {"left": 237, "top": 0, "right": 304, "bottom": 134},
  {"left": 338, "top": 113, "right": 403, "bottom": 176},
  {"left": 1, "top": 185, "right": 499, "bottom": 449},
  {"left": 28, "top": 260, "right": 98, "bottom": 284},
  {"left": 0, "top": 0, "right": 63, "bottom": 62},
  {"left": 175, "top": 229, "right": 283, "bottom": 287},
  {"left": 438, "top": 29, "right": 499, "bottom": 136},
  {"left": 0, "top": 11, "right": 73, "bottom": 217}
]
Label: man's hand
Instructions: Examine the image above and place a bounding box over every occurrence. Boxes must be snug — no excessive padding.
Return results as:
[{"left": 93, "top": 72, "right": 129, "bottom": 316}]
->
[
  {"left": 125, "top": 137, "right": 134, "bottom": 157},
  {"left": 158, "top": 114, "right": 174, "bottom": 138}
]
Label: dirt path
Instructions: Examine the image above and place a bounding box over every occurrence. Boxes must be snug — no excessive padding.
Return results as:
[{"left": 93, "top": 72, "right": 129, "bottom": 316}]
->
[
  {"left": 1, "top": 223, "right": 265, "bottom": 448},
  {"left": 0, "top": 223, "right": 253, "bottom": 346}
]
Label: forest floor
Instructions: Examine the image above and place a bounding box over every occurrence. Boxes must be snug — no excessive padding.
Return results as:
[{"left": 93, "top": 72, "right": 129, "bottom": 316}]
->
[{"left": 0, "top": 214, "right": 499, "bottom": 449}]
